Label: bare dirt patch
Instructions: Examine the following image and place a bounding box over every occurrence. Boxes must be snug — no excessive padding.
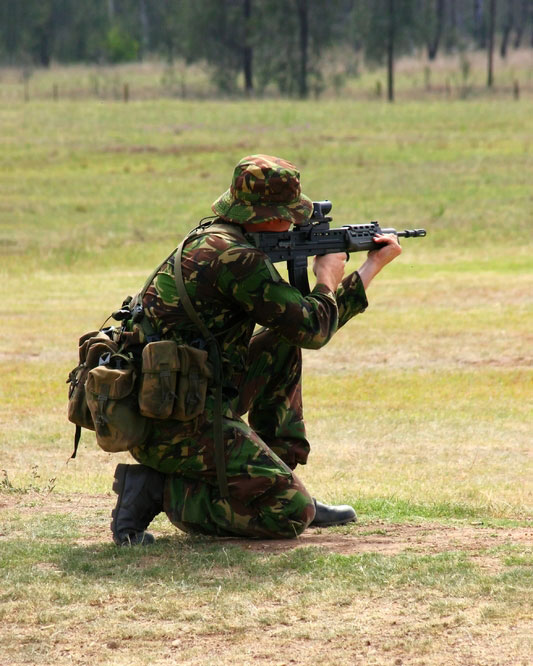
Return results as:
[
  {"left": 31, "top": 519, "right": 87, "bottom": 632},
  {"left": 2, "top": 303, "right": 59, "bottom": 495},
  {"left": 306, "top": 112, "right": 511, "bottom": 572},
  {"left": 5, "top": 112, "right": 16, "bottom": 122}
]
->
[
  {"left": 302, "top": 341, "right": 533, "bottom": 372},
  {"left": 223, "top": 521, "right": 533, "bottom": 560}
]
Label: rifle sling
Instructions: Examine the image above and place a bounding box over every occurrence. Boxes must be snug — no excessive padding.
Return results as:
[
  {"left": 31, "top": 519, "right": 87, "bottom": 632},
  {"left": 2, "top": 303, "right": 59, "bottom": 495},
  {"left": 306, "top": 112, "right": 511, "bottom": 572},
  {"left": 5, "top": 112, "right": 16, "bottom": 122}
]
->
[{"left": 174, "top": 233, "right": 229, "bottom": 499}]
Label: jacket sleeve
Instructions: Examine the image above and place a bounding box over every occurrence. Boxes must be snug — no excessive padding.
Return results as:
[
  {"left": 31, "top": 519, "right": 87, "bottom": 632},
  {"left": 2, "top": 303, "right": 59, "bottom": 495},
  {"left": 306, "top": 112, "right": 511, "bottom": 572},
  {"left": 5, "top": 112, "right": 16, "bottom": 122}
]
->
[
  {"left": 335, "top": 271, "right": 369, "bottom": 329},
  {"left": 215, "top": 246, "right": 339, "bottom": 350}
]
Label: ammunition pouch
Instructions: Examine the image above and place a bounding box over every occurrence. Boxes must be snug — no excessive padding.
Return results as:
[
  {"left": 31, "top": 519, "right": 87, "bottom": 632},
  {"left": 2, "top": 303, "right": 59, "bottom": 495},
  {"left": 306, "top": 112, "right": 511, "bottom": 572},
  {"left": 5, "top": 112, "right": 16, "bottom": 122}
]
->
[
  {"left": 138, "top": 340, "right": 212, "bottom": 421},
  {"left": 67, "top": 331, "right": 119, "bottom": 433},
  {"left": 85, "top": 354, "right": 150, "bottom": 453}
]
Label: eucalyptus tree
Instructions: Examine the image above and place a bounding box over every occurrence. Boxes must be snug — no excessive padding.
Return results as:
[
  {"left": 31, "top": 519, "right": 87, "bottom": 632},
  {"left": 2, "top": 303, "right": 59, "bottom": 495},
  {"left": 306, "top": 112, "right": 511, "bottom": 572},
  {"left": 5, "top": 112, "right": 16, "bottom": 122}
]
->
[{"left": 353, "top": 0, "right": 421, "bottom": 102}]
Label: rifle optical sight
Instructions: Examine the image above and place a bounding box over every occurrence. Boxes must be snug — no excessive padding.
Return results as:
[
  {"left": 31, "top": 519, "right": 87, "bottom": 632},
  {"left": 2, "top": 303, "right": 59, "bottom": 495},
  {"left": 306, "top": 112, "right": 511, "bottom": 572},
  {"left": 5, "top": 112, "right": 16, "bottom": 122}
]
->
[{"left": 311, "top": 200, "right": 332, "bottom": 220}]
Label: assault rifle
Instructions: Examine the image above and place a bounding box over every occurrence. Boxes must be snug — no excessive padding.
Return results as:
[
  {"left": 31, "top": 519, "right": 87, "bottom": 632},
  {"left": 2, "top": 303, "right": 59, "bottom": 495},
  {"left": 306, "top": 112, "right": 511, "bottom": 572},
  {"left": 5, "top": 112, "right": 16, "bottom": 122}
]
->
[{"left": 245, "top": 200, "right": 426, "bottom": 295}]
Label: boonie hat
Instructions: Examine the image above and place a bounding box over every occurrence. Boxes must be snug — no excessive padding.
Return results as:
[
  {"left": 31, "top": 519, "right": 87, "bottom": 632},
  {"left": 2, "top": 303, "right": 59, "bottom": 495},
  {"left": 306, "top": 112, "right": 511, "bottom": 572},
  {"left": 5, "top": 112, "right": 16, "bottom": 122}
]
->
[{"left": 211, "top": 154, "right": 313, "bottom": 226}]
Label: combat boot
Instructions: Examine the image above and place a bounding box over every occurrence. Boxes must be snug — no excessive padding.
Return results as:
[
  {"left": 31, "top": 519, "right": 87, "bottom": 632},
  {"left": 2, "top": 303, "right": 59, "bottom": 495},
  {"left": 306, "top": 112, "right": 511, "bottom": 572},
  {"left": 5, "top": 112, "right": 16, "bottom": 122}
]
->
[
  {"left": 110, "top": 463, "right": 165, "bottom": 546},
  {"left": 309, "top": 499, "right": 357, "bottom": 527}
]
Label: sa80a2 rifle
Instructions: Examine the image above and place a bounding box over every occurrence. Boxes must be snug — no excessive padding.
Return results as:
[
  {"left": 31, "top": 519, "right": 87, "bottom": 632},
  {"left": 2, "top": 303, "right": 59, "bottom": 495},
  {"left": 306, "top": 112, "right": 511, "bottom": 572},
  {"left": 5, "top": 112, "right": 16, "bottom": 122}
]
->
[{"left": 245, "top": 200, "right": 426, "bottom": 295}]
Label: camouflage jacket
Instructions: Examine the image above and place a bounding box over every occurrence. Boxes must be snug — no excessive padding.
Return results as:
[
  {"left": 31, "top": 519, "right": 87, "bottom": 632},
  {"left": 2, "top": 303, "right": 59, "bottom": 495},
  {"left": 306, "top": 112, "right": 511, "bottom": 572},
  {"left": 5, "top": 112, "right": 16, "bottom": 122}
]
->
[{"left": 142, "top": 222, "right": 368, "bottom": 389}]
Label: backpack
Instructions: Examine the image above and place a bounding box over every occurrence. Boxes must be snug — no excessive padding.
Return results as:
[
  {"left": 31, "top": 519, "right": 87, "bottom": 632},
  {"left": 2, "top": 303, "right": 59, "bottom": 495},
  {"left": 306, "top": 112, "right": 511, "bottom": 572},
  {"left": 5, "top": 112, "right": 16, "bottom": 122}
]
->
[
  {"left": 66, "top": 234, "right": 214, "bottom": 464},
  {"left": 66, "top": 327, "right": 148, "bottom": 454}
]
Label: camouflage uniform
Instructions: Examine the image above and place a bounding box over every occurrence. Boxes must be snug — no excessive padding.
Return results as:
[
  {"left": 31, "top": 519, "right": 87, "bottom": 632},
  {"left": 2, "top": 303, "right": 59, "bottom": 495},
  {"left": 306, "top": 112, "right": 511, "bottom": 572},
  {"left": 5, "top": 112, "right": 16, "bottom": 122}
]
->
[{"left": 129, "top": 156, "right": 368, "bottom": 538}]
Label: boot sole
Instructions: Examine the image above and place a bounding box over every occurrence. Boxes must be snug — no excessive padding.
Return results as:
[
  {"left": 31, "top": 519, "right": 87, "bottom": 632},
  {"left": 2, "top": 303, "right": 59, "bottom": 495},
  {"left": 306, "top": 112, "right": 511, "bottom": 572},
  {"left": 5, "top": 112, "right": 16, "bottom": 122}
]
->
[{"left": 310, "top": 516, "right": 357, "bottom": 527}]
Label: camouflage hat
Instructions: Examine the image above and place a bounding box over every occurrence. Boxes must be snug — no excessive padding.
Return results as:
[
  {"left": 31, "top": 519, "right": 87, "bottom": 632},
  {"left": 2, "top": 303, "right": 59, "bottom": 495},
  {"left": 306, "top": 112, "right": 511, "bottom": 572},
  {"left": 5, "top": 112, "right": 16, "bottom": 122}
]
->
[{"left": 211, "top": 154, "right": 313, "bottom": 226}]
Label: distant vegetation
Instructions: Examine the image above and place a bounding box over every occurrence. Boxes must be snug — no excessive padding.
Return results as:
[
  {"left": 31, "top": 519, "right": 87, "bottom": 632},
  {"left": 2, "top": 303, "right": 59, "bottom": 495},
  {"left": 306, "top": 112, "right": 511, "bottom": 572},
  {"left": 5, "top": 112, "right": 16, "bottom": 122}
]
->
[{"left": 1, "top": 0, "right": 533, "bottom": 100}]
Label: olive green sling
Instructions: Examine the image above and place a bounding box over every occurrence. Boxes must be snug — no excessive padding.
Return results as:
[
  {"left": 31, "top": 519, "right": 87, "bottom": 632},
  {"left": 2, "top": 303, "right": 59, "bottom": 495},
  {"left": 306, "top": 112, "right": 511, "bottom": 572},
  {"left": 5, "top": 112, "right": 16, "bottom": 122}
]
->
[{"left": 173, "top": 230, "right": 230, "bottom": 499}]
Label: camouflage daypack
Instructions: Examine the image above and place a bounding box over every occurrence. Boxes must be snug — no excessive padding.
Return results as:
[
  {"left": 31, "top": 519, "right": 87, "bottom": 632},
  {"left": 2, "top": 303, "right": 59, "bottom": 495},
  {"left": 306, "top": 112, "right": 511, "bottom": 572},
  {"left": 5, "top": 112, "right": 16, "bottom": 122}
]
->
[
  {"left": 67, "top": 329, "right": 150, "bottom": 455},
  {"left": 66, "top": 232, "right": 216, "bottom": 470}
]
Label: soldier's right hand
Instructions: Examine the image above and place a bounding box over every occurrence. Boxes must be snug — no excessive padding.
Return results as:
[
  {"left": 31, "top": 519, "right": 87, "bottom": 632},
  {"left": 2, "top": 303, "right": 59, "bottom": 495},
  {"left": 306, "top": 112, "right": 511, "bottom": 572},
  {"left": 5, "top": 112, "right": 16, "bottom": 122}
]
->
[{"left": 312, "top": 252, "right": 346, "bottom": 293}]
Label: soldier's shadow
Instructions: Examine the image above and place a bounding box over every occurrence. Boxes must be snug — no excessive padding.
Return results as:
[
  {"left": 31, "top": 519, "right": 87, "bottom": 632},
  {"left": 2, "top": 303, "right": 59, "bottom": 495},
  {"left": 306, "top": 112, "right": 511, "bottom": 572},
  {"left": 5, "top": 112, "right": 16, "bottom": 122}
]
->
[{"left": 57, "top": 532, "right": 332, "bottom": 585}]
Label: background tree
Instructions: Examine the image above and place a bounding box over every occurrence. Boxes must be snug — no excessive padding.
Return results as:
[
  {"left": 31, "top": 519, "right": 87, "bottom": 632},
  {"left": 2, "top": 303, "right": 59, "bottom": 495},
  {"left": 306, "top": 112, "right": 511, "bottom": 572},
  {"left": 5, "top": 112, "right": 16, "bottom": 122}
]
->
[
  {"left": 500, "top": 0, "right": 516, "bottom": 56},
  {"left": 0, "top": 0, "right": 24, "bottom": 63},
  {"left": 473, "top": 0, "right": 486, "bottom": 49},
  {"left": 147, "top": 0, "right": 187, "bottom": 64},
  {"left": 295, "top": 0, "right": 309, "bottom": 98},
  {"left": 18, "top": 0, "right": 56, "bottom": 67},
  {"left": 425, "top": 0, "right": 446, "bottom": 60},
  {"left": 487, "top": 0, "right": 496, "bottom": 86},
  {"left": 251, "top": 0, "right": 343, "bottom": 98},
  {"left": 243, "top": 0, "right": 253, "bottom": 95},
  {"left": 1, "top": 0, "right": 532, "bottom": 95},
  {"left": 359, "top": 0, "right": 421, "bottom": 102},
  {"left": 512, "top": 0, "right": 532, "bottom": 47},
  {"left": 186, "top": 0, "right": 251, "bottom": 94}
]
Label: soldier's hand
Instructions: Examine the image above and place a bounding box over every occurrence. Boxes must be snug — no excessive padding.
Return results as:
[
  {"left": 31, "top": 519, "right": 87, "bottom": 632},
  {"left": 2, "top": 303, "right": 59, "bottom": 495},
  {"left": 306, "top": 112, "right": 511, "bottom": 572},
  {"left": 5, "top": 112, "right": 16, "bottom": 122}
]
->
[
  {"left": 357, "top": 234, "right": 402, "bottom": 290},
  {"left": 313, "top": 252, "right": 346, "bottom": 292},
  {"left": 367, "top": 233, "right": 402, "bottom": 268}
]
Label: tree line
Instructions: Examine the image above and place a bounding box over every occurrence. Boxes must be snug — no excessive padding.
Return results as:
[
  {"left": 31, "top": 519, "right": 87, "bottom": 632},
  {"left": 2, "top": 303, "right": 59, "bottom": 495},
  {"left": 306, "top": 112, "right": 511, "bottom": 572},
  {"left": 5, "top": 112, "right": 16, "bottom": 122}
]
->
[{"left": 1, "top": 0, "right": 532, "bottom": 100}]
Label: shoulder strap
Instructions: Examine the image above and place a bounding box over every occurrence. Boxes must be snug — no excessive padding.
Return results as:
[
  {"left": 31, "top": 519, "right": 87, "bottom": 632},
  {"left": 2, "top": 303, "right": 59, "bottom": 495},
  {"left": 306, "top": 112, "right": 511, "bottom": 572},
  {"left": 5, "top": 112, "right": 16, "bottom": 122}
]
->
[
  {"left": 139, "top": 246, "right": 179, "bottom": 301},
  {"left": 174, "top": 234, "right": 229, "bottom": 499}
]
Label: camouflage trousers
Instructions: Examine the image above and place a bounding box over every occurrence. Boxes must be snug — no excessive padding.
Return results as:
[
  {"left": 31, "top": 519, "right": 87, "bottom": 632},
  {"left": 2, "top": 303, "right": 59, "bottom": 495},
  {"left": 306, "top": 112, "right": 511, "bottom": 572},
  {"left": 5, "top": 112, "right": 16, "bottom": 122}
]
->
[{"left": 130, "top": 328, "right": 316, "bottom": 538}]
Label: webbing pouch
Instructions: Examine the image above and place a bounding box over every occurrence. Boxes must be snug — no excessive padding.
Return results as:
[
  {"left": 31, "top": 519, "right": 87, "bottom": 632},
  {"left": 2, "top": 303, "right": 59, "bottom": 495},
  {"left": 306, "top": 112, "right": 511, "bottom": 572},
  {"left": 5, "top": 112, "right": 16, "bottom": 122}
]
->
[
  {"left": 138, "top": 340, "right": 211, "bottom": 421},
  {"left": 174, "top": 344, "right": 212, "bottom": 421},
  {"left": 85, "top": 357, "right": 150, "bottom": 453},
  {"left": 67, "top": 332, "right": 119, "bottom": 433}
]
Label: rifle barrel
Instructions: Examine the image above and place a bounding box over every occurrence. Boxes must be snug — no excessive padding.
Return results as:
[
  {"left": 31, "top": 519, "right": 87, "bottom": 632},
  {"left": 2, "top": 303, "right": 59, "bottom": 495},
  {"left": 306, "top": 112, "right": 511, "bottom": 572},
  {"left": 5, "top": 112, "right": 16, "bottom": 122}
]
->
[{"left": 390, "top": 228, "right": 426, "bottom": 238}]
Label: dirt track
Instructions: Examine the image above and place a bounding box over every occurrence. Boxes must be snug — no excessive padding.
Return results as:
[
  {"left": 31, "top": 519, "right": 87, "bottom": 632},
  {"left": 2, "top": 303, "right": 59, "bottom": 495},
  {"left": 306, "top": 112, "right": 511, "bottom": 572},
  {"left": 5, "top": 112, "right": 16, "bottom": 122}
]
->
[
  {"left": 2, "top": 492, "right": 531, "bottom": 558},
  {"left": 223, "top": 522, "right": 533, "bottom": 559}
]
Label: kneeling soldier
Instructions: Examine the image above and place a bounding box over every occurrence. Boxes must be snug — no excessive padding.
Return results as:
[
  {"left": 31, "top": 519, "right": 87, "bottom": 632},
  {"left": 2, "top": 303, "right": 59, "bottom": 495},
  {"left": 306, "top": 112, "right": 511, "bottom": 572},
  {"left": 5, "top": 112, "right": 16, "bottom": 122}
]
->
[{"left": 110, "top": 154, "right": 401, "bottom": 545}]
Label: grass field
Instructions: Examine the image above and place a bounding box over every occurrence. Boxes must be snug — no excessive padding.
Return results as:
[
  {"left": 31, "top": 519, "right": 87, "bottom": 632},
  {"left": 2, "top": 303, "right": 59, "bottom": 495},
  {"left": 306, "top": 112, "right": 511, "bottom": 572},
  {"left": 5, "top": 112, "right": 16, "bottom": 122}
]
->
[{"left": 0, "top": 61, "right": 532, "bottom": 665}]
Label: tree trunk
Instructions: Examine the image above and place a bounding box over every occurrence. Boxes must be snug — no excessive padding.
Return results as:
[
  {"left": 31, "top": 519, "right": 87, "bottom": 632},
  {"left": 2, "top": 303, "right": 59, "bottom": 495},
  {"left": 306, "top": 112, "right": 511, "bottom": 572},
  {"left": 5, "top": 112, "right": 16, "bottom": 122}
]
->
[
  {"left": 500, "top": 0, "right": 514, "bottom": 56},
  {"left": 139, "top": 0, "right": 149, "bottom": 60},
  {"left": 38, "top": 30, "right": 51, "bottom": 67},
  {"left": 474, "top": 0, "right": 486, "bottom": 49},
  {"left": 387, "top": 0, "right": 395, "bottom": 102},
  {"left": 243, "top": 0, "right": 253, "bottom": 95},
  {"left": 487, "top": 0, "right": 495, "bottom": 87},
  {"left": 296, "top": 0, "right": 309, "bottom": 98},
  {"left": 36, "top": 4, "right": 55, "bottom": 68},
  {"left": 445, "top": 0, "right": 458, "bottom": 50},
  {"left": 455, "top": 0, "right": 464, "bottom": 33},
  {"left": 513, "top": 0, "right": 529, "bottom": 47},
  {"left": 427, "top": 0, "right": 446, "bottom": 60},
  {"left": 450, "top": 0, "right": 457, "bottom": 29}
]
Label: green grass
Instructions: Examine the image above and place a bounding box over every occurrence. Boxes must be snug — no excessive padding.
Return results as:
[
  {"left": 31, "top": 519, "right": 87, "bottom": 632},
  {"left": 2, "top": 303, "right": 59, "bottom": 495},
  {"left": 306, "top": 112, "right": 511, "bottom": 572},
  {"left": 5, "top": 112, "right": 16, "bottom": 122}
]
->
[
  {"left": 0, "top": 538, "right": 518, "bottom": 596},
  {"left": 1, "top": 63, "right": 532, "bottom": 665},
  {"left": 1, "top": 96, "right": 531, "bottom": 275},
  {"left": 1, "top": 526, "right": 531, "bottom": 663}
]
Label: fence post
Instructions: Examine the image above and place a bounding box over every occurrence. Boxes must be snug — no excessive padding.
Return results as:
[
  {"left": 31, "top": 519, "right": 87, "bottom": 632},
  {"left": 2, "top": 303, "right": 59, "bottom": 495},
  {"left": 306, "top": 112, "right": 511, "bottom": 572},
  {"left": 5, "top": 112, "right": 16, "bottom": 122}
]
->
[
  {"left": 513, "top": 80, "right": 520, "bottom": 100},
  {"left": 123, "top": 83, "right": 129, "bottom": 102}
]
